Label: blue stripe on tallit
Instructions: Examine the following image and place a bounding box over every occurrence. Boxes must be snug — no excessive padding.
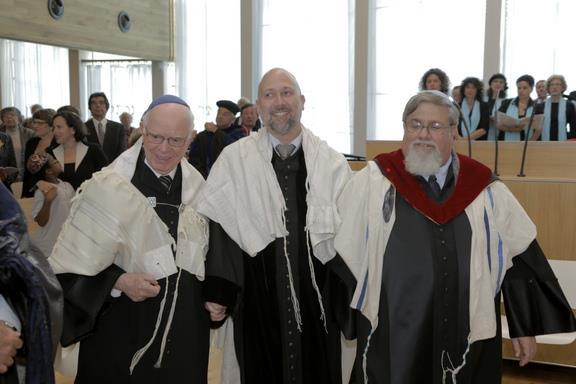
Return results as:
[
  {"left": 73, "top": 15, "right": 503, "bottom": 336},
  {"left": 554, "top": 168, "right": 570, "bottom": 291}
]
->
[
  {"left": 497, "top": 236, "right": 504, "bottom": 292},
  {"left": 355, "top": 224, "right": 370, "bottom": 310},
  {"left": 483, "top": 208, "right": 491, "bottom": 272},
  {"left": 487, "top": 187, "right": 505, "bottom": 293},
  {"left": 356, "top": 270, "right": 369, "bottom": 310}
]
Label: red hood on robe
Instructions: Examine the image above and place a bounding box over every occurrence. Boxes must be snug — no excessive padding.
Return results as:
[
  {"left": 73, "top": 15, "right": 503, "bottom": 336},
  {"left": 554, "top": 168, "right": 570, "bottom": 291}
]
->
[{"left": 373, "top": 150, "right": 493, "bottom": 224}]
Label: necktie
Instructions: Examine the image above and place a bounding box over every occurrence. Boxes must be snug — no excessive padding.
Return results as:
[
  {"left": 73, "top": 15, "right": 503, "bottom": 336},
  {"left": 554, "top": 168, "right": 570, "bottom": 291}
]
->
[
  {"left": 97, "top": 122, "right": 104, "bottom": 144},
  {"left": 276, "top": 143, "right": 296, "bottom": 160},
  {"left": 159, "top": 175, "right": 172, "bottom": 193},
  {"left": 428, "top": 175, "right": 442, "bottom": 198}
]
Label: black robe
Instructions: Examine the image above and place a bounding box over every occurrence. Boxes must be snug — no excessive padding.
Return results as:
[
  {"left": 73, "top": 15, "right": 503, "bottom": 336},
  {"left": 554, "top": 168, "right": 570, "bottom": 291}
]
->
[
  {"left": 58, "top": 155, "right": 210, "bottom": 384},
  {"left": 204, "top": 148, "right": 355, "bottom": 384},
  {"left": 353, "top": 156, "right": 576, "bottom": 384}
]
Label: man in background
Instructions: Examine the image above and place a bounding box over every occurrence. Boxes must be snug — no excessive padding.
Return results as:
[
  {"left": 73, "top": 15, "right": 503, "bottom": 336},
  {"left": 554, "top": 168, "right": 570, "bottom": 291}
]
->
[
  {"left": 85, "top": 92, "right": 126, "bottom": 162},
  {"left": 187, "top": 100, "right": 241, "bottom": 178},
  {"left": 239, "top": 103, "right": 261, "bottom": 136},
  {"left": 0, "top": 107, "right": 35, "bottom": 183}
]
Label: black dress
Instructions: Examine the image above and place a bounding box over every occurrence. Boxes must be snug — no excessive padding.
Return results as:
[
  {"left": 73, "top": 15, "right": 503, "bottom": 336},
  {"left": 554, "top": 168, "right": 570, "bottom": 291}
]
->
[{"left": 52, "top": 142, "right": 108, "bottom": 190}]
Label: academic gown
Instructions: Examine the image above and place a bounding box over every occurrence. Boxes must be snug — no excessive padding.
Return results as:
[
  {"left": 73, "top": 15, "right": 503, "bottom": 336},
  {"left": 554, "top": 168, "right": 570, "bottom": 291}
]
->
[
  {"left": 205, "top": 148, "right": 355, "bottom": 384},
  {"left": 58, "top": 155, "right": 210, "bottom": 384},
  {"left": 353, "top": 159, "right": 576, "bottom": 384}
]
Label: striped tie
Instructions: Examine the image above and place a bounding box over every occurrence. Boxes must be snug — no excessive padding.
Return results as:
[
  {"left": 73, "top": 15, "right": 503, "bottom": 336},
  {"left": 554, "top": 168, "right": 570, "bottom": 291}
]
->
[{"left": 159, "top": 175, "right": 172, "bottom": 193}]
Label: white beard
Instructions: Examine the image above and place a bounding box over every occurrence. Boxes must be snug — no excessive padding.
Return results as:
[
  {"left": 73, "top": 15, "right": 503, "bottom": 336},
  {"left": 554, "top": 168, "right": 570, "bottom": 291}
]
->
[{"left": 404, "top": 140, "right": 443, "bottom": 177}]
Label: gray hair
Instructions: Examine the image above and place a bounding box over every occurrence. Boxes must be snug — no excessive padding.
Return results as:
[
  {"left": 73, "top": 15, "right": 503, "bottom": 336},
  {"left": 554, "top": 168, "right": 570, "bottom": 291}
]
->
[
  {"left": 141, "top": 105, "right": 195, "bottom": 139},
  {"left": 546, "top": 74, "right": 567, "bottom": 93},
  {"left": 402, "top": 90, "right": 459, "bottom": 126}
]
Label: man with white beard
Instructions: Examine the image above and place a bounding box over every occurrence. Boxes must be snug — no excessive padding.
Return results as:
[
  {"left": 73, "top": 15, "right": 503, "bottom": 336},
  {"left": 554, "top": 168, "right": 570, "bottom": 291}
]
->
[{"left": 335, "top": 90, "right": 576, "bottom": 384}]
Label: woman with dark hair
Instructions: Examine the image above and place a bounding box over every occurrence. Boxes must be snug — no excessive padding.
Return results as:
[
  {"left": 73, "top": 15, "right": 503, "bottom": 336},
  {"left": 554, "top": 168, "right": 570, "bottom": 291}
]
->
[
  {"left": 540, "top": 74, "right": 576, "bottom": 141},
  {"left": 458, "top": 77, "right": 490, "bottom": 140},
  {"left": 50, "top": 111, "right": 108, "bottom": 190},
  {"left": 497, "top": 74, "right": 543, "bottom": 141},
  {"left": 484, "top": 73, "right": 508, "bottom": 140},
  {"left": 21, "top": 109, "right": 57, "bottom": 197},
  {"left": 419, "top": 68, "right": 450, "bottom": 94}
]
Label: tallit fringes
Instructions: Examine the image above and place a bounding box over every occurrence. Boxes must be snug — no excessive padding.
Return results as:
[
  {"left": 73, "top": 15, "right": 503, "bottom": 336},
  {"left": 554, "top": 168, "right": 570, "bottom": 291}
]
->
[
  {"left": 362, "top": 327, "right": 374, "bottom": 384},
  {"left": 154, "top": 268, "right": 183, "bottom": 368},
  {"left": 129, "top": 273, "right": 170, "bottom": 374},
  {"left": 305, "top": 228, "right": 327, "bottom": 333},
  {"left": 282, "top": 233, "right": 303, "bottom": 332},
  {"left": 441, "top": 333, "right": 472, "bottom": 384}
]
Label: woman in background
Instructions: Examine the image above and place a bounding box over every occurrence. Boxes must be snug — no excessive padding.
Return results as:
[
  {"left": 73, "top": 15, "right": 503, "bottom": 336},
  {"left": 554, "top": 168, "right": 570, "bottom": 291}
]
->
[
  {"left": 497, "top": 74, "right": 543, "bottom": 141},
  {"left": 22, "top": 108, "right": 57, "bottom": 197},
  {"left": 540, "top": 74, "right": 576, "bottom": 141},
  {"left": 484, "top": 73, "right": 508, "bottom": 141},
  {"left": 50, "top": 111, "right": 108, "bottom": 190},
  {"left": 458, "top": 77, "right": 490, "bottom": 140},
  {"left": 419, "top": 68, "right": 450, "bottom": 95}
]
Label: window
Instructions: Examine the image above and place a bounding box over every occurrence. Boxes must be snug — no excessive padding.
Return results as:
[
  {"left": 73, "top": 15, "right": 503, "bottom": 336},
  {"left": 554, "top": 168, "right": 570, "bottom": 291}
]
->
[
  {"left": 502, "top": 0, "right": 576, "bottom": 97},
  {"left": 259, "top": 0, "right": 353, "bottom": 154},
  {"left": 371, "top": 0, "right": 485, "bottom": 140},
  {"left": 81, "top": 51, "right": 152, "bottom": 123},
  {"left": 0, "top": 39, "right": 69, "bottom": 115},
  {"left": 174, "top": 0, "right": 241, "bottom": 128}
]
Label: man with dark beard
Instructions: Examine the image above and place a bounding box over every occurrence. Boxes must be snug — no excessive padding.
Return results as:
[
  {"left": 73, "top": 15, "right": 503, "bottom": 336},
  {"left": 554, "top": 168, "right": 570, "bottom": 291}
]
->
[
  {"left": 335, "top": 90, "right": 576, "bottom": 384},
  {"left": 197, "top": 68, "right": 355, "bottom": 384}
]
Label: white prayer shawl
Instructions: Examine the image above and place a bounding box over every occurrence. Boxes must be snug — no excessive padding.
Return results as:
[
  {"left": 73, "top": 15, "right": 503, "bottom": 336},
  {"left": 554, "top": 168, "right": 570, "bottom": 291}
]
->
[
  {"left": 334, "top": 161, "right": 537, "bottom": 343},
  {"left": 196, "top": 125, "right": 352, "bottom": 264},
  {"left": 49, "top": 138, "right": 209, "bottom": 279},
  {"left": 49, "top": 138, "right": 209, "bottom": 374}
]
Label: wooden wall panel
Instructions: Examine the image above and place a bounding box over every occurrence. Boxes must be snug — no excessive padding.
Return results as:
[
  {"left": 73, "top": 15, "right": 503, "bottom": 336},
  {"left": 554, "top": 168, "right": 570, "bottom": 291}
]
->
[
  {"left": 0, "top": 0, "right": 173, "bottom": 61},
  {"left": 366, "top": 141, "right": 576, "bottom": 180}
]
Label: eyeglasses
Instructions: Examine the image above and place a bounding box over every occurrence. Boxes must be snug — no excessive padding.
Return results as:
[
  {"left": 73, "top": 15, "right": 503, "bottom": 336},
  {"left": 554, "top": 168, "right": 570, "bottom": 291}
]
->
[
  {"left": 405, "top": 119, "right": 451, "bottom": 135},
  {"left": 145, "top": 132, "right": 188, "bottom": 147}
]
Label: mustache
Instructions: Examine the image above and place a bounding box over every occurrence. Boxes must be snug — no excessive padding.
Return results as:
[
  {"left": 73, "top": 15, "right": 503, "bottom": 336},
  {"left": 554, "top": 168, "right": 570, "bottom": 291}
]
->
[{"left": 411, "top": 139, "right": 439, "bottom": 150}]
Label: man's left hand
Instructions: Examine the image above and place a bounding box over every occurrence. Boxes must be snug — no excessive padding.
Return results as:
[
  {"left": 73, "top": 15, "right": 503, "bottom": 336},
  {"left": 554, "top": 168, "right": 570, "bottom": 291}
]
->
[{"left": 511, "top": 336, "right": 537, "bottom": 366}]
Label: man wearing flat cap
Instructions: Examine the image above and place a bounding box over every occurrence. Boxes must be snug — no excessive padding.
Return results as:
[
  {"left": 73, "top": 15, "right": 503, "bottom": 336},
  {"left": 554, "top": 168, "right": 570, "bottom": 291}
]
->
[
  {"left": 50, "top": 95, "right": 211, "bottom": 383},
  {"left": 188, "top": 99, "right": 243, "bottom": 178}
]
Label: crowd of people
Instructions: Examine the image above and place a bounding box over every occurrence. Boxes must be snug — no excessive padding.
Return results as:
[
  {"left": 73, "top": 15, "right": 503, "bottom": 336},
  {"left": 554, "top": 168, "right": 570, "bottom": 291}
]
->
[
  {"left": 421, "top": 68, "right": 576, "bottom": 142},
  {"left": 1, "top": 67, "right": 575, "bottom": 384}
]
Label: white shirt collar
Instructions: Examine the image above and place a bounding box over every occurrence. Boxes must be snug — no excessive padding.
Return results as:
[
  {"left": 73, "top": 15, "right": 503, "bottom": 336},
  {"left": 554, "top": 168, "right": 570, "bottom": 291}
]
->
[
  {"left": 92, "top": 117, "right": 108, "bottom": 127},
  {"left": 269, "top": 130, "right": 303, "bottom": 158},
  {"left": 434, "top": 155, "right": 453, "bottom": 189},
  {"left": 144, "top": 158, "right": 177, "bottom": 179}
]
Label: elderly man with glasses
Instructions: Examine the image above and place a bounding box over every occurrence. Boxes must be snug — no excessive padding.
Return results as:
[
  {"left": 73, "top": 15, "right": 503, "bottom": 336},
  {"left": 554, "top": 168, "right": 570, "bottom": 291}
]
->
[
  {"left": 49, "top": 95, "right": 211, "bottom": 383},
  {"left": 335, "top": 90, "right": 576, "bottom": 383}
]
